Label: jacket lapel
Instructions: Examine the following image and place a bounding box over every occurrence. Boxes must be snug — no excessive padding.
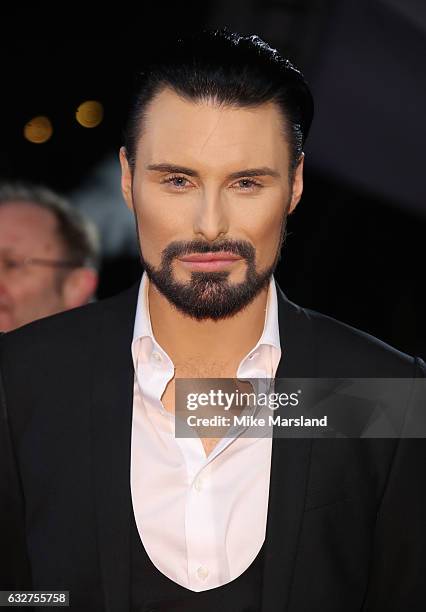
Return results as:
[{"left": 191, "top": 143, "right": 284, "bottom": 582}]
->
[
  {"left": 90, "top": 281, "right": 140, "bottom": 612},
  {"left": 261, "top": 283, "right": 316, "bottom": 612}
]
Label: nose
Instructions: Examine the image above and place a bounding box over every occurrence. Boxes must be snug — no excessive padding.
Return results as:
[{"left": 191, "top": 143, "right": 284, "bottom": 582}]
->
[
  {"left": 0, "top": 280, "right": 10, "bottom": 302},
  {"left": 0, "top": 260, "right": 10, "bottom": 283},
  {"left": 192, "top": 188, "right": 229, "bottom": 243},
  {"left": 0, "top": 256, "right": 13, "bottom": 290},
  {"left": 0, "top": 259, "right": 7, "bottom": 280}
]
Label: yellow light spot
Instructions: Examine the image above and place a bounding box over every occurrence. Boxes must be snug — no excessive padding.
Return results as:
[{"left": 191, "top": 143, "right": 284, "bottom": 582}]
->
[
  {"left": 76, "top": 100, "right": 104, "bottom": 128},
  {"left": 24, "top": 116, "right": 53, "bottom": 143}
]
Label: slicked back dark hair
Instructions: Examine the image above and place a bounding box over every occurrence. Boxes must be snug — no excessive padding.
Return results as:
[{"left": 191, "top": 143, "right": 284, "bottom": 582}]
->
[{"left": 123, "top": 29, "right": 314, "bottom": 178}]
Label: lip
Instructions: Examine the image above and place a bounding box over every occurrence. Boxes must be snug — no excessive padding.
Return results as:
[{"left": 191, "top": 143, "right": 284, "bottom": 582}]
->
[
  {"left": 179, "top": 252, "right": 242, "bottom": 262},
  {"left": 178, "top": 252, "right": 242, "bottom": 271}
]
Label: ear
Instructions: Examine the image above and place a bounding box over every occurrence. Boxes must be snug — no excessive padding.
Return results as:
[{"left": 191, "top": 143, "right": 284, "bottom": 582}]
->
[
  {"left": 288, "top": 153, "right": 304, "bottom": 214},
  {"left": 61, "top": 268, "right": 99, "bottom": 309},
  {"left": 119, "top": 146, "right": 134, "bottom": 212}
]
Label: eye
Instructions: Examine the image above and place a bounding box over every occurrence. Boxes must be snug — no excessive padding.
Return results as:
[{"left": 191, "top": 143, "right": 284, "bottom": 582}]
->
[
  {"left": 232, "top": 178, "right": 263, "bottom": 191},
  {"left": 162, "top": 174, "right": 192, "bottom": 189}
]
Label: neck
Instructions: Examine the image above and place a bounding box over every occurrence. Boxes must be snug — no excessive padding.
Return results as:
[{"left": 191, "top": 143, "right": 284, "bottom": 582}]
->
[{"left": 147, "top": 278, "right": 271, "bottom": 366}]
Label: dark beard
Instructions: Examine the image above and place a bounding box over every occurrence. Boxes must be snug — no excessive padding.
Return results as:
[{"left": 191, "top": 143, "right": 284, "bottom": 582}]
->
[{"left": 135, "top": 215, "right": 287, "bottom": 321}]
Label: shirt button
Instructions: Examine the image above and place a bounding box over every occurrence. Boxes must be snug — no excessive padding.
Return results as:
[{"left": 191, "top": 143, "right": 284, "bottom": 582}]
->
[
  {"left": 151, "top": 351, "right": 163, "bottom": 363},
  {"left": 193, "top": 476, "right": 204, "bottom": 492},
  {"left": 197, "top": 566, "right": 209, "bottom": 580}
]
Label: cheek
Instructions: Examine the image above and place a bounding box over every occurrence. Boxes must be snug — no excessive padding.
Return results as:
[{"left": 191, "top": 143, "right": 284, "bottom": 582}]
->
[
  {"left": 11, "top": 271, "right": 58, "bottom": 301},
  {"left": 134, "top": 186, "right": 190, "bottom": 257},
  {"left": 257, "top": 210, "right": 284, "bottom": 240},
  {"left": 237, "top": 200, "right": 286, "bottom": 263},
  {"left": 256, "top": 222, "right": 284, "bottom": 267}
]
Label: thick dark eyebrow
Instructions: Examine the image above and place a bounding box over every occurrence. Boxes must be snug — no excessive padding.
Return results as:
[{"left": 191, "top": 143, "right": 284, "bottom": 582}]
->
[
  {"left": 227, "top": 167, "right": 281, "bottom": 180},
  {"left": 146, "top": 163, "right": 199, "bottom": 177},
  {"left": 146, "top": 163, "right": 281, "bottom": 180}
]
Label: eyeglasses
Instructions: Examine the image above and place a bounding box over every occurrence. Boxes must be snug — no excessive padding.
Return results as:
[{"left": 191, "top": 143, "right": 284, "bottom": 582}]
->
[{"left": 0, "top": 252, "right": 82, "bottom": 277}]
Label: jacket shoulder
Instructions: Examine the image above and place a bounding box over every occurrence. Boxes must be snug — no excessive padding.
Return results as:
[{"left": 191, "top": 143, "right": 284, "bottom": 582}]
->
[{"left": 303, "top": 304, "right": 425, "bottom": 377}]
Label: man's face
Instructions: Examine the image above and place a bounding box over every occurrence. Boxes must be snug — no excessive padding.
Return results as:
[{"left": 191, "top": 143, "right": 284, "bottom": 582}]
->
[
  {"left": 120, "top": 88, "right": 304, "bottom": 320},
  {"left": 0, "top": 202, "right": 69, "bottom": 331}
]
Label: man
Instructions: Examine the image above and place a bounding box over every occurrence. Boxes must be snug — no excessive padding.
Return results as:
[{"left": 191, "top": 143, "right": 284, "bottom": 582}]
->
[
  {"left": 1, "top": 30, "right": 425, "bottom": 612},
  {"left": 0, "top": 182, "right": 99, "bottom": 331}
]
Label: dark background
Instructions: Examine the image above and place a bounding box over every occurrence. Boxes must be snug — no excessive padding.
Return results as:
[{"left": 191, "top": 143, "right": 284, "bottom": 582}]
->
[{"left": 1, "top": 0, "right": 425, "bottom": 358}]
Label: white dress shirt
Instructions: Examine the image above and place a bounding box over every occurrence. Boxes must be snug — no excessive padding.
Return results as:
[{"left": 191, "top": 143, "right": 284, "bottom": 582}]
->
[{"left": 130, "top": 271, "right": 282, "bottom": 592}]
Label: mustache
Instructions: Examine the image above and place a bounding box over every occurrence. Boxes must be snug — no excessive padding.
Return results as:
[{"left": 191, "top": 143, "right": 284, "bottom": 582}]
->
[{"left": 161, "top": 240, "right": 255, "bottom": 265}]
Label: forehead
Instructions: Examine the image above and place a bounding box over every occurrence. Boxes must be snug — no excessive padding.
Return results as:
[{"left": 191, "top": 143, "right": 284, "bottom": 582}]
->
[
  {"left": 0, "top": 201, "right": 60, "bottom": 252},
  {"left": 137, "top": 87, "right": 289, "bottom": 171}
]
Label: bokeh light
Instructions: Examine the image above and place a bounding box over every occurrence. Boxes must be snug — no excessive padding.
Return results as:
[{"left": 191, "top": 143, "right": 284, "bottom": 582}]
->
[
  {"left": 24, "top": 116, "right": 53, "bottom": 143},
  {"left": 76, "top": 100, "right": 104, "bottom": 128}
]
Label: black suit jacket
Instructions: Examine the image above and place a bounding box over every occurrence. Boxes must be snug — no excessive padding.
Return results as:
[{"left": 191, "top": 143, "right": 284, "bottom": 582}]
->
[{"left": 1, "top": 279, "right": 425, "bottom": 611}]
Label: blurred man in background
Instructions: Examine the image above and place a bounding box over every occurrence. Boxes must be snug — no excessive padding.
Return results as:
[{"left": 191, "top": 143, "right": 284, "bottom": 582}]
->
[{"left": 0, "top": 182, "right": 99, "bottom": 331}]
